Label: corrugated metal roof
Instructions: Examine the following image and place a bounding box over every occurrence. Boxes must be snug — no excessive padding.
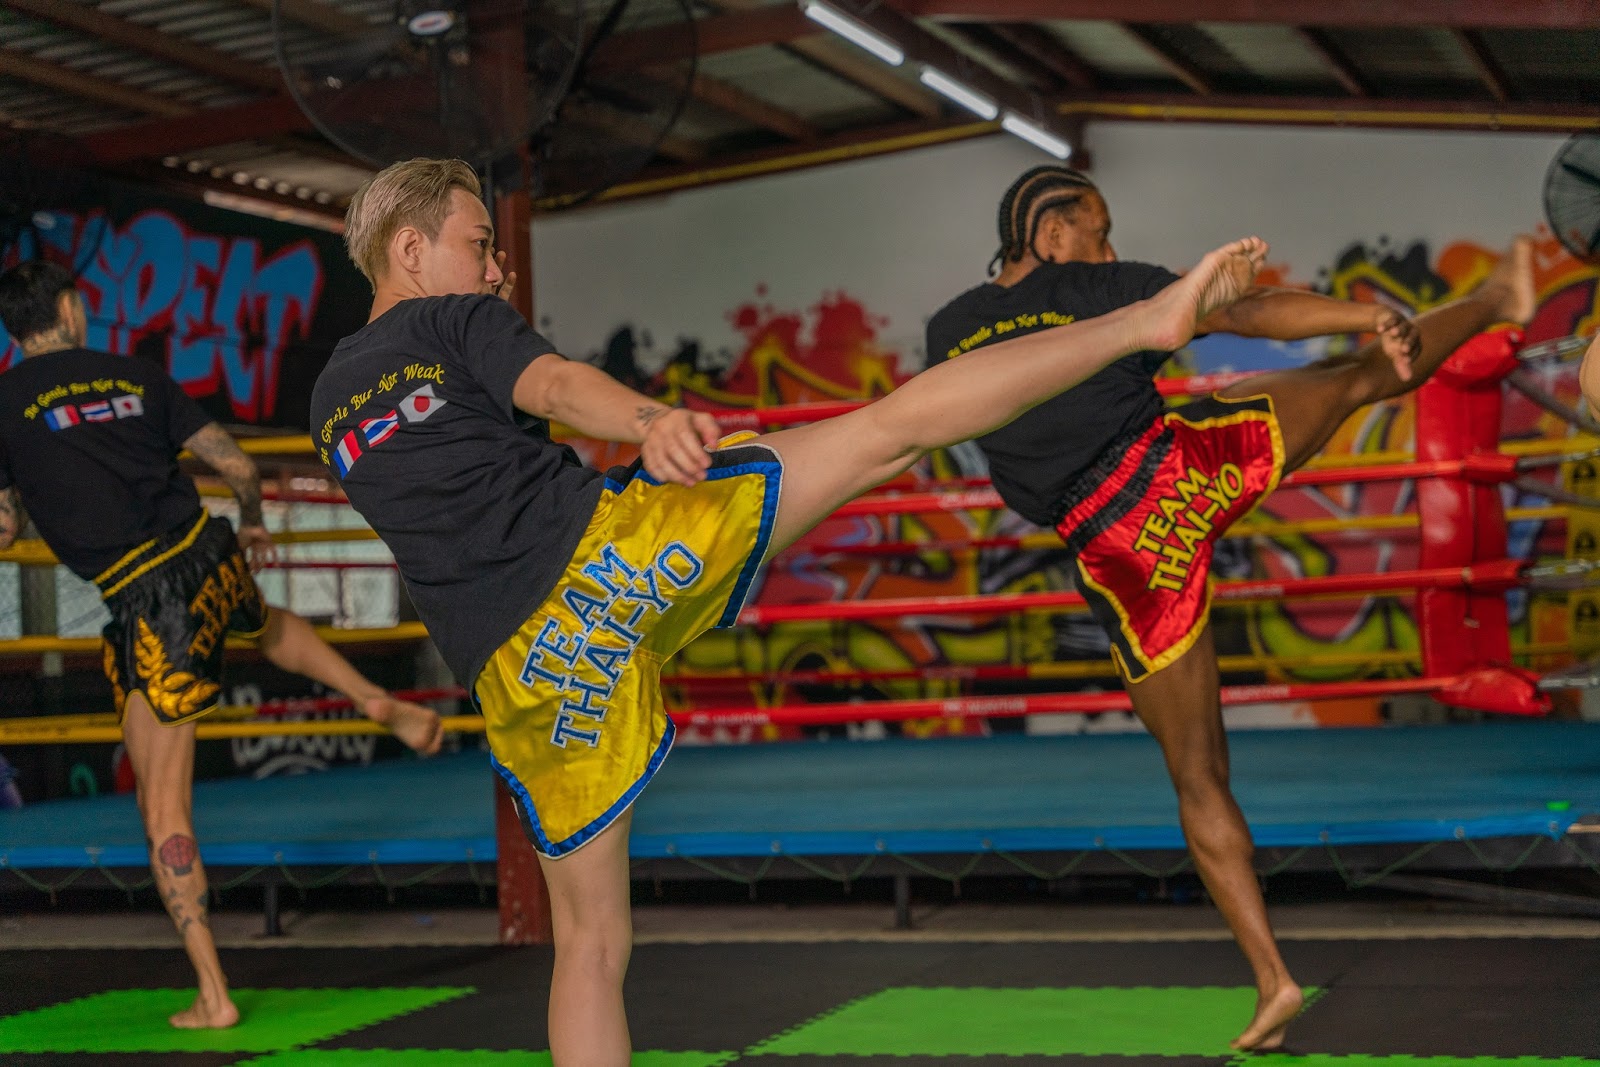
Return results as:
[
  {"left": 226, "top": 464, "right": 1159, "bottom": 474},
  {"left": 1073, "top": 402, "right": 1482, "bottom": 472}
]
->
[
  {"left": 1, "top": 2, "right": 1596, "bottom": 213},
  {"left": 1040, "top": 21, "right": 1175, "bottom": 86},
  {"left": 1199, "top": 24, "right": 1336, "bottom": 90},
  {"left": 700, "top": 46, "right": 903, "bottom": 130}
]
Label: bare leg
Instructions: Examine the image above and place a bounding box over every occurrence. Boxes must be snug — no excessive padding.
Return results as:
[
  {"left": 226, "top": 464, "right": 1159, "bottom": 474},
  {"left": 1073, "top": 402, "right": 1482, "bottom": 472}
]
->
[
  {"left": 1127, "top": 627, "right": 1301, "bottom": 1050},
  {"left": 538, "top": 811, "right": 633, "bottom": 1066},
  {"left": 121, "top": 692, "right": 239, "bottom": 1029},
  {"left": 755, "top": 238, "right": 1269, "bottom": 552},
  {"left": 1222, "top": 238, "right": 1537, "bottom": 469},
  {"left": 254, "top": 609, "right": 442, "bottom": 754}
]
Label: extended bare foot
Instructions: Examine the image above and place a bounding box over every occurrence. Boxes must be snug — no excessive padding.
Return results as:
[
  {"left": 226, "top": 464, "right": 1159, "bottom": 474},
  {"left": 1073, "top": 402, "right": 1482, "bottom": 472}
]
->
[
  {"left": 363, "top": 694, "right": 444, "bottom": 755},
  {"left": 169, "top": 989, "right": 239, "bottom": 1029},
  {"left": 1230, "top": 981, "right": 1304, "bottom": 1051},
  {"left": 1481, "top": 236, "right": 1537, "bottom": 325},
  {"left": 1143, "top": 237, "right": 1270, "bottom": 353}
]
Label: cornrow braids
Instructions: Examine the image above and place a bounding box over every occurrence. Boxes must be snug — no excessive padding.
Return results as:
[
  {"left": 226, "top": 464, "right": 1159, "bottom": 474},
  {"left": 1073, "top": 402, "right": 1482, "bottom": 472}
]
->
[{"left": 989, "top": 165, "right": 1098, "bottom": 276}]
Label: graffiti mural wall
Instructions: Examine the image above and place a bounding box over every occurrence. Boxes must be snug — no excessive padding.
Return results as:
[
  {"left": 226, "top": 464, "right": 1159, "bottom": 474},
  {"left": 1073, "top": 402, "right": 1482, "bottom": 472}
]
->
[
  {"left": 534, "top": 124, "right": 1598, "bottom": 736},
  {"left": 1, "top": 180, "right": 368, "bottom": 428}
]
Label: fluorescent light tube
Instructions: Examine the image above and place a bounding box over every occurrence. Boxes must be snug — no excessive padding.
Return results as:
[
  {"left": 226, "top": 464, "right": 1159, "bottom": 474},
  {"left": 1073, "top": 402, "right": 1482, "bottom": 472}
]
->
[
  {"left": 802, "top": 1, "right": 905, "bottom": 66},
  {"left": 1001, "top": 112, "right": 1072, "bottom": 159},
  {"left": 918, "top": 66, "right": 999, "bottom": 120}
]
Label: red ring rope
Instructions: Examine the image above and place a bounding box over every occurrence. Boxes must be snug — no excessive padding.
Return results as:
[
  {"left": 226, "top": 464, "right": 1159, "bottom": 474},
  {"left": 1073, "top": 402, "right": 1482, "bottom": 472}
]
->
[
  {"left": 669, "top": 676, "right": 1452, "bottom": 728},
  {"left": 735, "top": 560, "right": 1525, "bottom": 625}
]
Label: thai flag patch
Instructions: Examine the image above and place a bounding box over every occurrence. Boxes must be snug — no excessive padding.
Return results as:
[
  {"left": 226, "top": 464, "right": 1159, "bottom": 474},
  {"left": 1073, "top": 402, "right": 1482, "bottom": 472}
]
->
[
  {"left": 332, "top": 430, "right": 363, "bottom": 478},
  {"left": 80, "top": 400, "right": 114, "bottom": 422},
  {"left": 398, "top": 384, "right": 446, "bottom": 423},
  {"left": 44, "top": 405, "right": 80, "bottom": 431},
  {"left": 360, "top": 410, "right": 399, "bottom": 447},
  {"left": 111, "top": 394, "right": 144, "bottom": 419}
]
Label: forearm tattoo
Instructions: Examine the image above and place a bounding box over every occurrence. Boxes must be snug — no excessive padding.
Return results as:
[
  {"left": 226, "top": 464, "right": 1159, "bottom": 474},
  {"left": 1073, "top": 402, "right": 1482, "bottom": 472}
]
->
[
  {"left": 636, "top": 405, "right": 669, "bottom": 428},
  {"left": 186, "top": 424, "right": 264, "bottom": 526},
  {"left": 0, "top": 488, "right": 23, "bottom": 543}
]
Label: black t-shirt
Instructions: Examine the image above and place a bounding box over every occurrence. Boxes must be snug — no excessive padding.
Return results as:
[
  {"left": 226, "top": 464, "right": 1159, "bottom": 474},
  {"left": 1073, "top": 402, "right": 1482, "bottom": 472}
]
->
[
  {"left": 311, "top": 294, "right": 604, "bottom": 686},
  {"left": 0, "top": 348, "right": 212, "bottom": 580},
  {"left": 925, "top": 261, "right": 1181, "bottom": 527}
]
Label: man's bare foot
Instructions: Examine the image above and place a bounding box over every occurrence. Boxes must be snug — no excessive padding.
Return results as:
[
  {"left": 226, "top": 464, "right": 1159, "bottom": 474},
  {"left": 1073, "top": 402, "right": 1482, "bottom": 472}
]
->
[
  {"left": 1143, "top": 237, "right": 1270, "bottom": 353},
  {"left": 169, "top": 990, "right": 239, "bottom": 1029},
  {"left": 1230, "top": 981, "right": 1304, "bottom": 1051},
  {"left": 363, "top": 695, "right": 444, "bottom": 756},
  {"left": 1482, "top": 236, "right": 1537, "bottom": 325}
]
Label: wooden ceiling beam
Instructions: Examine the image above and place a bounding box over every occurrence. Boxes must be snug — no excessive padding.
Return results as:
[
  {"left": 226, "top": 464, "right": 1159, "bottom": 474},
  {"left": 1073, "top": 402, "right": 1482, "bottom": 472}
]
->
[
  {"left": 985, "top": 23, "right": 1098, "bottom": 91},
  {"left": 787, "top": 37, "right": 943, "bottom": 118},
  {"left": 79, "top": 95, "right": 315, "bottom": 163},
  {"left": 234, "top": 0, "right": 369, "bottom": 38},
  {"left": 707, "top": 0, "right": 940, "bottom": 120},
  {"left": 1453, "top": 29, "right": 1514, "bottom": 103},
  {"left": 691, "top": 72, "right": 821, "bottom": 141},
  {"left": 586, "top": 89, "right": 1600, "bottom": 209},
  {"left": 895, "top": 0, "right": 1600, "bottom": 30},
  {"left": 1294, "top": 28, "right": 1369, "bottom": 97},
  {"left": 794, "top": 0, "right": 1082, "bottom": 148},
  {"left": 706, "top": 0, "right": 942, "bottom": 121},
  {"left": 0, "top": 49, "right": 192, "bottom": 118},
  {"left": 941, "top": 22, "right": 1064, "bottom": 91},
  {"left": 6, "top": 0, "right": 281, "bottom": 93},
  {"left": 1119, "top": 25, "right": 1214, "bottom": 95},
  {"left": 594, "top": 5, "right": 816, "bottom": 71}
]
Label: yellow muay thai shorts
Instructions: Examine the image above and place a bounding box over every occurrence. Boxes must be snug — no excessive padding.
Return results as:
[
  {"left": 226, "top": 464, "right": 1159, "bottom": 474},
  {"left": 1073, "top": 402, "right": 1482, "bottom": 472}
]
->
[{"left": 475, "top": 437, "right": 782, "bottom": 858}]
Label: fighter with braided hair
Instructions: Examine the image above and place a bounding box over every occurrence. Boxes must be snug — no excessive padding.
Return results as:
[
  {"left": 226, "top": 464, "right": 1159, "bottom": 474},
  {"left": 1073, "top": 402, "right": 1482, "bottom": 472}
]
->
[{"left": 926, "top": 164, "right": 1537, "bottom": 1051}]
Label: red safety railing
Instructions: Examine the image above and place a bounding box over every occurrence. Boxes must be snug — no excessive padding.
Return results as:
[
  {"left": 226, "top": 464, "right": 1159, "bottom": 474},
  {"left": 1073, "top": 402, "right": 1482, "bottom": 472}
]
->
[
  {"left": 734, "top": 560, "right": 1525, "bottom": 625},
  {"left": 669, "top": 676, "right": 1451, "bottom": 728}
]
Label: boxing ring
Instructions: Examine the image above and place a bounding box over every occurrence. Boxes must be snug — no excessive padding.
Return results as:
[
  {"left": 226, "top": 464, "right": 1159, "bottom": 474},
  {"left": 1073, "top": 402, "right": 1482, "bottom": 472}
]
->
[
  {"left": 5, "top": 724, "right": 1600, "bottom": 916},
  {"left": 4, "top": 330, "right": 1600, "bottom": 925}
]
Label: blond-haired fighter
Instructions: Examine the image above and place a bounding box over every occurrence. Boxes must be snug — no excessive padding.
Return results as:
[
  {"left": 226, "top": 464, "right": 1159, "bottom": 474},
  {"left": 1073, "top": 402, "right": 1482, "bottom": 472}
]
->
[{"left": 312, "top": 155, "right": 1270, "bottom": 1064}]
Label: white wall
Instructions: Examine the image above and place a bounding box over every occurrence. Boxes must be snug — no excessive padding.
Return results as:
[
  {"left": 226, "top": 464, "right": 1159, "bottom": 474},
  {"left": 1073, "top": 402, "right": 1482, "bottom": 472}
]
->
[{"left": 531, "top": 122, "right": 1566, "bottom": 371}]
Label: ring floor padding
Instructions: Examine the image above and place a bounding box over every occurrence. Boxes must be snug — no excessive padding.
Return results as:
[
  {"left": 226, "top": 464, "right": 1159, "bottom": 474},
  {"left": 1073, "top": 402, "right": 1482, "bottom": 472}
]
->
[{"left": 3, "top": 722, "right": 1599, "bottom": 870}]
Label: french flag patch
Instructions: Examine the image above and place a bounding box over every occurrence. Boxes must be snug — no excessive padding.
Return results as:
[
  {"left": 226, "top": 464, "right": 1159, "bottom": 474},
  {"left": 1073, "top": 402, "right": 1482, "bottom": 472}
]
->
[
  {"left": 360, "top": 410, "right": 399, "bottom": 447},
  {"left": 398, "top": 384, "right": 446, "bottom": 423},
  {"left": 80, "top": 400, "right": 114, "bottom": 422},
  {"left": 44, "top": 405, "right": 80, "bottom": 431},
  {"left": 332, "top": 430, "right": 363, "bottom": 478}
]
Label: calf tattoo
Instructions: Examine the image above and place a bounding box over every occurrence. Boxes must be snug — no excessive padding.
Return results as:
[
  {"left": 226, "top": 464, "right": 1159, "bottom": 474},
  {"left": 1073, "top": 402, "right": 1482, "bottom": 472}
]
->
[{"left": 158, "top": 833, "right": 199, "bottom": 876}]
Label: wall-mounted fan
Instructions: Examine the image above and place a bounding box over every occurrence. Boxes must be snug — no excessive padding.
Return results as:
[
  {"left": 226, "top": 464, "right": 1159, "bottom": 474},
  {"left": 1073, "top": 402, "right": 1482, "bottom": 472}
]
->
[
  {"left": 1545, "top": 133, "right": 1600, "bottom": 264},
  {"left": 273, "top": 0, "right": 696, "bottom": 207}
]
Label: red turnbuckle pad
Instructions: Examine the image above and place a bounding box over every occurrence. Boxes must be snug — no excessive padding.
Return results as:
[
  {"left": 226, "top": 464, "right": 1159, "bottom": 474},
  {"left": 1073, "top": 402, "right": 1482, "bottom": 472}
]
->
[
  {"left": 1433, "top": 327, "right": 1525, "bottom": 389},
  {"left": 1435, "top": 666, "right": 1551, "bottom": 716}
]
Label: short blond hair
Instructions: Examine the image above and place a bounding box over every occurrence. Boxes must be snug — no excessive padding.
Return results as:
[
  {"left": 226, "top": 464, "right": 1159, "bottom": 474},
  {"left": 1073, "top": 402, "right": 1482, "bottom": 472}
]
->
[{"left": 345, "top": 158, "right": 482, "bottom": 287}]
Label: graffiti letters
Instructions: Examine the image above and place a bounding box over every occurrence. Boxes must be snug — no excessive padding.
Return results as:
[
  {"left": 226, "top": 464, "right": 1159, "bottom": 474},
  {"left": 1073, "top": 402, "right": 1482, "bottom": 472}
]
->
[{"left": 1, "top": 209, "right": 324, "bottom": 422}]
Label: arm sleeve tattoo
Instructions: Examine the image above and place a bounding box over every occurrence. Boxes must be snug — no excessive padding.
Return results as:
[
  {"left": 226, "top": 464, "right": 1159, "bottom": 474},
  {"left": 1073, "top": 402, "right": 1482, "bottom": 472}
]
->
[
  {"left": 0, "top": 488, "right": 25, "bottom": 548},
  {"left": 184, "top": 424, "right": 264, "bottom": 527}
]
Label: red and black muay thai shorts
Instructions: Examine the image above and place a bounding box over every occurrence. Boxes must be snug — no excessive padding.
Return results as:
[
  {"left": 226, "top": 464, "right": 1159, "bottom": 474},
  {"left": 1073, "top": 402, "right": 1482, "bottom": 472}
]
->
[{"left": 1054, "top": 394, "right": 1285, "bottom": 682}]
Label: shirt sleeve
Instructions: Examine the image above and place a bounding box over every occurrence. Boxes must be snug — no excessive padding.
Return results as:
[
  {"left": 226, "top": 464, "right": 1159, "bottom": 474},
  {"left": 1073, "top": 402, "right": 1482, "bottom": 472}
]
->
[
  {"left": 446, "top": 295, "right": 560, "bottom": 421},
  {"left": 161, "top": 372, "right": 215, "bottom": 452},
  {"left": 924, "top": 312, "right": 952, "bottom": 368},
  {"left": 0, "top": 437, "right": 13, "bottom": 492}
]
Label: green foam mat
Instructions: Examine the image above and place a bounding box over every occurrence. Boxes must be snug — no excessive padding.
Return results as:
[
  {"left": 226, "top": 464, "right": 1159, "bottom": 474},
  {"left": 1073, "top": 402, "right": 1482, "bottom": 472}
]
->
[
  {"left": 1241, "top": 1058, "right": 1600, "bottom": 1067},
  {"left": 750, "top": 985, "right": 1318, "bottom": 1057},
  {"left": 0, "top": 986, "right": 472, "bottom": 1054},
  {"left": 241, "top": 1053, "right": 735, "bottom": 1066}
]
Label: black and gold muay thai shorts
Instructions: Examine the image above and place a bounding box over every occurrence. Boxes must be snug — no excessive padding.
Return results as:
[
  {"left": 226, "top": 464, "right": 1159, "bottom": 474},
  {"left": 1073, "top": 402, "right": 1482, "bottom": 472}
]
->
[{"left": 94, "top": 513, "right": 270, "bottom": 726}]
